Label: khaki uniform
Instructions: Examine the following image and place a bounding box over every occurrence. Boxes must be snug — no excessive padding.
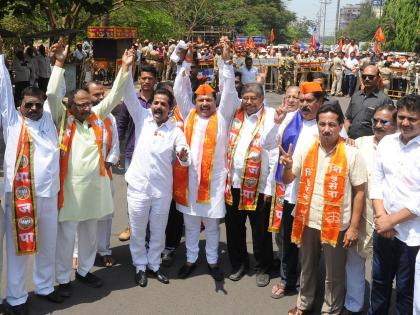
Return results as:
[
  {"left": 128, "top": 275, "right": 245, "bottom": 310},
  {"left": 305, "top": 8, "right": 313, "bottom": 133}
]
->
[
  {"left": 406, "top": 61, "right": 416, "bottom": 94},
  {"left": 379, "top": 67, "right": 392, "bottom": 94}
]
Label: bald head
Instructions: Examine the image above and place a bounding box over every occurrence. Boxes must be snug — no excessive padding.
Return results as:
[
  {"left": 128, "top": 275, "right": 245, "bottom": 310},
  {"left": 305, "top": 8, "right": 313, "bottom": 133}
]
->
[{"left": 362, "top": 65, "right": 380, "bottom": 92}]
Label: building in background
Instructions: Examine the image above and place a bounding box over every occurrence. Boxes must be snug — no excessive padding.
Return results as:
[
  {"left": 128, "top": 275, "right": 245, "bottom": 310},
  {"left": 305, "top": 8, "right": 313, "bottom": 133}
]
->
[
  {"left": 338, "top": 4, "right": 362, "bottom": 31},
  {"left": 371, "top": 0, "right": 385, "bottom": 18}
]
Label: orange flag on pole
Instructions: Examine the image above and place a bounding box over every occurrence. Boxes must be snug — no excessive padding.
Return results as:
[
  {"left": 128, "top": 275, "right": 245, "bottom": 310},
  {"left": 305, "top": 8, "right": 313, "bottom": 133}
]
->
[
  {"left": 338, "top": 38, "right": 343, "bottom": 52},
  {"left": 374, "top": 27, "right": 385, "bottom": 43},
  {"left": 375, "top": 42, "right": 381, "bottom": 54},
  {"left": 293, "top": 37, "right": 299, "bottom": 50},
  {"left": 270, "top": 29, "right": 275, "bottom": 44},
  {"left": 248, "top": 36, "right": 255, "bottom": 49}
]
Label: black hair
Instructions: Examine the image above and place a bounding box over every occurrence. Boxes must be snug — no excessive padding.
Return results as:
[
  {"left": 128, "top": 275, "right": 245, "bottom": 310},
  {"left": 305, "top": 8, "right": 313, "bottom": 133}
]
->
[
  {"left": 21, "top": 86, "right": 46, "bottom": 103},
  {"left": 66, "top": 89, "right": 89, "bottom": 108},
  {"left": 241, "top": 83, "right": 264, "bottom": 98},
  {"left": 154, "top": 88, "right": 175, "bottom": 109},
  {"left": 82, "top": 81, "right": 103, "bottom": 93},
  {"left": 140, "top": 65, "right": 157, "bottom": 78},
  {"left": 374, "top": 104, "right": 397, "bottom": 121},
  {"left": 316, "top": 103, "right": 345, "bottom": 124},
  {"left": 245, "top": 56, "right": 253, "bottom": 62},
  {"left": 234, "top": 71, "right": 242, "bottom": 79},
  {"left": 156, "top": 81, "right": 174, "bottom": 91},
  {"left": 312, "top": 91, "right": 324, "bottom": 101},
  {"left": 396, "top": 94, "right": 420, "bottom": 113}
]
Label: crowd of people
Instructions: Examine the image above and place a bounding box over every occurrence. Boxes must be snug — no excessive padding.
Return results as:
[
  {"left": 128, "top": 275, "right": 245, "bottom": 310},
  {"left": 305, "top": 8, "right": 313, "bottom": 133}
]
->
[{"left": 0, "top": 34, "right": 419, "bottom": 315}]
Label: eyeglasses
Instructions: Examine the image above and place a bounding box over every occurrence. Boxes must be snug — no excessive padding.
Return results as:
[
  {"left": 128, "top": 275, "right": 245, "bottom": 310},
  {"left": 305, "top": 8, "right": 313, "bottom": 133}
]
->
[
  {"left": 362, "top": 74, "right": 376, "bottom": 80},
  {"left": 75, "top": 103, "right": 92, "bottom": 109},
  {"left": 242, "top": 96, "right": 259, "bottom": 102},
  {"left": 371, "top": 118, "right": 392, "bottom": 126},
  {"left": 23, "top": 102, "right": 43, "bottom": 109}
]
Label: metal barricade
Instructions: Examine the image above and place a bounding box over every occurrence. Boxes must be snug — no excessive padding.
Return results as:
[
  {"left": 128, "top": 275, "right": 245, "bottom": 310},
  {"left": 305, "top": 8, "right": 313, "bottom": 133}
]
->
[{"left": 387, "top": 67, "right": 408, "bottom": 100}]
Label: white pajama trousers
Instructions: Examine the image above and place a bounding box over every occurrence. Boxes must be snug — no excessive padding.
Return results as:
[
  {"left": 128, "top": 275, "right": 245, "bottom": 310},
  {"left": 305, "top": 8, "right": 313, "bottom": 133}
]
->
[
  {"left": 97, "top": 214, "right": 113, "bottom": 256},
  {"left": 344, "top": 246, "right": 366, "bottom": 312},
  {"left": 56, "top": 219, "right": 98, "bottom": 284},
  {"left": 127, "top": 185, "right": 172, "bottom": 273},
  {"left": 5, "top": 193, "right": 57, "bottom": 306},
  {"left": 0, "top": 203, "right": 5, "bottom": 302},
  {"left": 183, "top": 213, "right": 219, "bottom": 265},
  {"left": 414, "top": 250, "right": 420, "bottom": 315}
]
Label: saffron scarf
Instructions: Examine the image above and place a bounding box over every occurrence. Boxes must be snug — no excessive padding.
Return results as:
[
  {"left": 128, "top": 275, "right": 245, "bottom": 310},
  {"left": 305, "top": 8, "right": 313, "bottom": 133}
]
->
[
  {"left": 103, "top": 116, "right": 113, "bottom": 179},
  {"left": 173, "top": 109, "right": 217, "bottom": 206},
  {"left": 225, "top": 108, "right": 265, "bottom": 210},
  {"left": 268, "top": 112, "right": 303, "bottom": 232},
  {"left": 12, "top": 116, "right": 38, "bottom": 255},
  {"left": 58, "top": 111, "right": 107, "bottom": 209},
  {"left": 291, "top": 137, "right": 347, "bottom": 247}
]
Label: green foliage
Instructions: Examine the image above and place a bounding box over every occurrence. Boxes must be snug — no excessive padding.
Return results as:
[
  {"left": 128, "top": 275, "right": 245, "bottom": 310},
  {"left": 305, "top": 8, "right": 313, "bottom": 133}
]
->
[
  {"left": 382, "top": 0, "right": 420, "bottom": 52},
  {"left": 285, "top": 18, "right": 314, "bottom": 42},
  {"left": 341, "top": 1, "right": 380, "bottom": 42}
]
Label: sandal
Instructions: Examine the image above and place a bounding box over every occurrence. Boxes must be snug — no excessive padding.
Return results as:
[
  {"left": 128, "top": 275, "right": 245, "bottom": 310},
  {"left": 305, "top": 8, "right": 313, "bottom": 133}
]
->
[
  {"left": 102, "top": 255, "right": 116, "bottom": 267},
  {"left": 271, "top": 283, "right": 286, "bottom": 299}
]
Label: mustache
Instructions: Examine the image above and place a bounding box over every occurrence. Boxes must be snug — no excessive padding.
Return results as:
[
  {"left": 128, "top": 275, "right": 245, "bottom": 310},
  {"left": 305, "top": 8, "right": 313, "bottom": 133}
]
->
[
  {"left": 301, "top": 106, "right": 311, "bottom": 112},
  {"left": 322, "top": 132, "right": 332, "bottom": 136}
]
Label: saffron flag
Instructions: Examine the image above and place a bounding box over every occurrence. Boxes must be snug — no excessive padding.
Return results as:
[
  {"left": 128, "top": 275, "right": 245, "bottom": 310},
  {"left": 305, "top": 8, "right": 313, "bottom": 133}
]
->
[
  {"left": 270, "top": 29, "right": 275, "bottom": 44},
  {"left": 338, "top": 38, "right": 343, "bottom": 52},
  {"left": 374, "top": 27, "right": 385, "bottom": 43},
  {"left": 248, "top": 36, "right": 255, "bottom": 49},
  {"left": 293, "top": 37, "right": 298, "bottom": 50},
  {"left": 375, "top": 42, "right": 381, "bottom": 54},
  {"left": 310, "top": 27, "right": 318, "bottom": 50}
]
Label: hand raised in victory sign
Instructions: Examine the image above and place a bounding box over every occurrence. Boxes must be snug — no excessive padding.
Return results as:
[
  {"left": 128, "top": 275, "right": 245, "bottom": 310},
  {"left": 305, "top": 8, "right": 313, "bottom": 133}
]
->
[
  {"left": 121, "top": 48, "right": 136, "bottom": 72},
  {"left": 279, "top": 143, "right": 293, "bottom": 169},
  {"left": 274, "top": 102, "right": 288, "bottom": 125},
  {"left": 176, "top": 147, "right": 189, "bottom": 163}
]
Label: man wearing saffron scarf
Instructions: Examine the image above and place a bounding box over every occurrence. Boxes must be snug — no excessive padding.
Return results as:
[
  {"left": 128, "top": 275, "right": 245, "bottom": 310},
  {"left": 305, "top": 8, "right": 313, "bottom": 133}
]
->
[
  {"left": 263, "top": 82, "right": 347, "bottom": 299},
  {"left": 173, "top": 37, "right": 240, "bottom": 281},
  {"left": 281, "top": 103, "right": 366, "bottom": 315},
  {"left": 224, "top": 82, "right": 278, "bottom": 287},
  {"left": 46, "top": 43, "right": 135, "bottom": 297},
  {"left": 0, "top": 41, "right": 65, "bottom": 314}
]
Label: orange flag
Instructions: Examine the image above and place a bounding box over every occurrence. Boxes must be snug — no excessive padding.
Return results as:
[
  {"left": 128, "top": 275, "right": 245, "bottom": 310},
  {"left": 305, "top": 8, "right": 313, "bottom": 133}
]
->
[
  {"left": 375, "top": 42, "right": 381, "bottom": 54},
  {"left": 270, "top": 29, "right": 275, "bottom": 44},
  {"left": 338, "top": 38, "right": 343, "bottom": 52},
  {"left": 293, "top": 37, "right": 299, "bottom": 50},
  {"left": 248, "top": 36, "right": 255, "bottom": 49},
  {"left": 374, "top": 27, "right": 385, "bottom": 43}
]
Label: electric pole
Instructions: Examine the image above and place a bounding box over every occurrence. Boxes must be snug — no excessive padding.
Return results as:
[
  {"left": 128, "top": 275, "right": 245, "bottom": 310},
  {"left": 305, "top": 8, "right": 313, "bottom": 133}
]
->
[
  {"left": 335, "top": 0, "right": 341, "bottom": 40},
  {"left": 320, "top": 0, "right": 332, "bottom": 49}
]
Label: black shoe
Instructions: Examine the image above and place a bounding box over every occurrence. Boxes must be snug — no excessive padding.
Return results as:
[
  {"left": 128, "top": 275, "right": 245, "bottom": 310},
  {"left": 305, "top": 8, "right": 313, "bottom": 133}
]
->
[
  {"left": 208, "top": 264, "right": 224, "bottom": 281},
  {"left": 75, "top": 271, "right": 103, "bottom": 288},
  {"left": 57, "top": 282, "right": 72, "bottom": 298},
  {"left": 8, "top": 302, "right": 28, "bottom": 315},
  {"left": 228, "top": 264, "right": 247, "bottom": 281},
  {"left": 256, "top": 272, "right": 270, "bottom": 287},
  {"left": 135, "top": 270, "right": 148, "bottom": 287},
  {"left": 36, "top": 289, "right": 65, "bottom": 303},
  {"left": 161, "top": 251, "right": 175, "bottom": 267},
  {"left": 151, "top": 269, "right": 169, "bottom": 284},
  {"left": 178, "top": 263, "right": 196, "bottom": 279}
]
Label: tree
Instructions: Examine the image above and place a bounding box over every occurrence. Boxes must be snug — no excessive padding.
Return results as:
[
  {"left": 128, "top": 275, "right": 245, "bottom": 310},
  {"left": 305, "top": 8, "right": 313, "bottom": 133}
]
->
[
  {"left": 381, "top": 0, "right": 420, "bottom": 52},
  {"left": 341, "top": 1, "right": 380, "bottom": 42},
  {"left": 285, "top": 18, "right": 315, "bottom": 42}
]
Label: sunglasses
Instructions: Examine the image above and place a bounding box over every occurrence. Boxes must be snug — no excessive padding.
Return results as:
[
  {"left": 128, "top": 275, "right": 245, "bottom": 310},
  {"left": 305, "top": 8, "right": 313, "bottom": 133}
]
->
[
  {"left": 362, "top": 74, "right": 376, "bottom": 80},
  {"left": 23, "top": 102, "right": 43, "bottom": 109},
  {"left": 371, "top": 118, "right": 392, "bottom": 126}
]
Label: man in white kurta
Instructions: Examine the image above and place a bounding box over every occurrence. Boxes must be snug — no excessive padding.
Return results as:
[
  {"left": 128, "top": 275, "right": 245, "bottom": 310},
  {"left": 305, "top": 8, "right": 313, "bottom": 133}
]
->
[
  {"left": 0, "top": 49, "right": 62, "bottom": 310},
  {"left": 173, "top": 40, "right": 240, "bottom": 280},
  {"left": 46, "top": 46, "right": 134, "bottom": 295},
  {"left": 124, "top": 69, "right": 190, "bottom": 287}
]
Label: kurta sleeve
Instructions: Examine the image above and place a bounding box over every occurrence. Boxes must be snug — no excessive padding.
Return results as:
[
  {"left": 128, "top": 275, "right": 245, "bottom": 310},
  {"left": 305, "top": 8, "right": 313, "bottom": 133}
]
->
[
  {"left": 122, "top": 67, "right": 147, "bottom": 125},
  {"left": 0, "top": 54, "right": 18, "bottom": 132},
  {"left": 106, "top": 114, "right": 120, "bottom": 164},
  {"left": 173, "top": 61, "right": 194, "bottom": 119},
  {"left": 369, "top": 141, "right": 385, "bottom": 201},
  {"left": 92, "top": 68, "right": 129, "bottom": 119},
  {"left": 46, "top": 66, "right": 66, "bottom": 126},
  {"left": 218, "top": 63, "right": 241, "bottom": 122},
  {"left": 261, "top": 123, "right": 281, "bottom": 150},
  {"left": 263, "top": 147, "right": 279, "bottom": 196}
]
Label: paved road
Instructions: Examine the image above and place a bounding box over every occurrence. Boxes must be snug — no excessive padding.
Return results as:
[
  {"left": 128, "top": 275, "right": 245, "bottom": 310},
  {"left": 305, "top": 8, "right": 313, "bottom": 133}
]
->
[{"left": 2, "top": 94, "right": 377, "bottom": 315}]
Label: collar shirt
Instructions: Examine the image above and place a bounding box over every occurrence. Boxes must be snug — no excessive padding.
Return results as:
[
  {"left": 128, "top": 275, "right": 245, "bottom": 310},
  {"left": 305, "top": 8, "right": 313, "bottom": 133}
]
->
[
  {"left": 345, "top": 89, "right": 393, "bottom": 139},
  {"left": 123, "top": 71, "right": 190, "bottom": 199},
  {"left": 0, "top": 54, "right": 59, "bottom": 198},
  {"left": 333, "top": 57, "right": 345, "bottom": 71},
  {"left": 231, "top": 107, "right": 278, "bottom": 195},
  {"left": 35, "top": 54, "right": 51, "bottom": 78},
  {"left": 370, "top": 133, "right": 420, "bottom": 246},
  {"left": 344, "top": 57, "right": 359, "bottom": 75},
  {"left": 239, "top": 66, "right": 258, "bottom": 84},
  {"left": 73, "top": 49, "right": 86, "bottom": 61},
  {"left": 13, "top": 57, "right": 31, "bottom": 82},
  {"left": 292, "top": 139, "right": 367, "bottom": 231}
]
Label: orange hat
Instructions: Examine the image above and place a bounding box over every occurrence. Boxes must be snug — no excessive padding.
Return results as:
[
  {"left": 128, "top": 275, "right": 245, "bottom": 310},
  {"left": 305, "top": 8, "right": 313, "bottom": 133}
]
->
[
  {"left": 195, "top": 84, "right": 215, "bottom": 95},
  {"left": 300, "top": 82, "right": 322, "bottom": 94}
]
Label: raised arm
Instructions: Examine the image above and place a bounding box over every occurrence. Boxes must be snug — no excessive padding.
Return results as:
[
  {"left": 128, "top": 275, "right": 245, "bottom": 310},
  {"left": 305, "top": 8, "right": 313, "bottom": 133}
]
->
[
  {"left": 122, "top": 65, "right": 147, "bottom": 124},
  {"left": 0, "top": 46, "right": 18, "bottom": 131},
  {"left": 106, "top": 114, "right": 120, "bottom": 165},
  {"left": 92, "top": 49, "right": 134, "bottom": 119}
]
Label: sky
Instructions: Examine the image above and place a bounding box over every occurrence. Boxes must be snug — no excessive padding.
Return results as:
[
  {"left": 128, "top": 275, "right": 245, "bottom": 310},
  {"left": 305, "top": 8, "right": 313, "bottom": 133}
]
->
[{"left": 286, "top": 0, "right": 363, "bottom": 36}]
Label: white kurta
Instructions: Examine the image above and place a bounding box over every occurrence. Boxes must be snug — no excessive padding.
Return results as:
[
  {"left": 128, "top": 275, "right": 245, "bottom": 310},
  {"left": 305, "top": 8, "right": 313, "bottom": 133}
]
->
[{"left": 173, "top": 61, "right": 241, "bottom": 219}]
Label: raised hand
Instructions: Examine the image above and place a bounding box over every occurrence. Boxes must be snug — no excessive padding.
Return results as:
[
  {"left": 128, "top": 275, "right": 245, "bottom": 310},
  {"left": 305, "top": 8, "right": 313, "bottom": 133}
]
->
[
  {"left": 177, "top": 147, "right": 189, "bottom": 163},
  {"left": 220, "top": 37, "right": 231, "bottom": 62},
  {"left": 274, "top": 103, "right": 288, "bottom": 124},
  {"left": 185, "top": 42, "right": 194, "bottom": 64},
  {"left": 279, "top": 143, "right": 293, "bottom": 169},
  {"left": 256, "top": 66, "right": 268, "bottom": 85},
  {"left": 121, "top": 48, "right": 136, "bottom": 71}
]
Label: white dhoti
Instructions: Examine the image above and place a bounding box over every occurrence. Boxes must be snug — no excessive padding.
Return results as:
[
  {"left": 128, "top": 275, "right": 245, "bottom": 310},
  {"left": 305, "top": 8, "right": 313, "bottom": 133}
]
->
[
  {"left": 415, "top": 250, "right": 420, "bottom": 315},
  {"left": 56, "top": 219, "right": 98, "bottom": 284},
  {"left": 183, "top": 214, "right": 219, "bottom": 265},
  {"left": 344, "top": 246, "right": 366, "bottom": 312},
  {"left": 127, "top": 185, "right": 172, "bottom": 272},
  {"left": 5, "top": 193, "right": 57, "bottom": 306}
]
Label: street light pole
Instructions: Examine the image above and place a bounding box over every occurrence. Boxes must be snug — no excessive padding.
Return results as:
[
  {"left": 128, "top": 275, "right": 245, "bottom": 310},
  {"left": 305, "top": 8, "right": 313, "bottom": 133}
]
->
[{"left": 335, "top": 0, "right": 341, "bottom": 40}]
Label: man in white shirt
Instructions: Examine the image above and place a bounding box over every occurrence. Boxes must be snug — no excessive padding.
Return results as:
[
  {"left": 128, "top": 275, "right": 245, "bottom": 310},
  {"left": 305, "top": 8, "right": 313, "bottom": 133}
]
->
[
  {"left": 35, "top": 45, "right": 51, "bottom": 92},
  {"left": 173, "top": 38, "right": 240, "bottom": 281},
  {"left": 0, "top": 42, "right": 65, "bottom": 314},
  {"left": 343, "top": 104, "right": 397, "bottom": 314},
  {"left": 124, "top": 68, "right": 190, "bottom": 287},
  {"left": 369, "top": 94, "right": 420, "bottom": 315},
  {"left": 224, "top": 83, "right": 278, "bottom": 287},
  {"left": 344, "top": 51, "right": 359, "bottom": 97},
  {"left": 239, "top": 57, "right": 258, "bottom": 85}
]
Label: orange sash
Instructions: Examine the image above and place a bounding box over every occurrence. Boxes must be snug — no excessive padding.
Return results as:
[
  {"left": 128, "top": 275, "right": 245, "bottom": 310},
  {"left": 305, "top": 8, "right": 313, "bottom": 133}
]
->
[
  {"left": 58, "top": 111, "right": 107, "bottom": 209},
  {"left": 12, "top": 117, "right": 38, "bottom": 255},
  {"left": 225, "top": 108, "right": 265, "bottom": 210},
  {"left": 291, "top": 137, "right": 347, "bottom": 247},
  {"left": 173, "top": 109, "right": 217, "bottom": 206},
  {"left": 268, "top": 182, "right": 286, "bottom": 232},
  {"left": 103, "top": 116, "right": 113, "bottom": 180},
  {"left": 171, "top": 105, "right": 184, "bottom": 131}
]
